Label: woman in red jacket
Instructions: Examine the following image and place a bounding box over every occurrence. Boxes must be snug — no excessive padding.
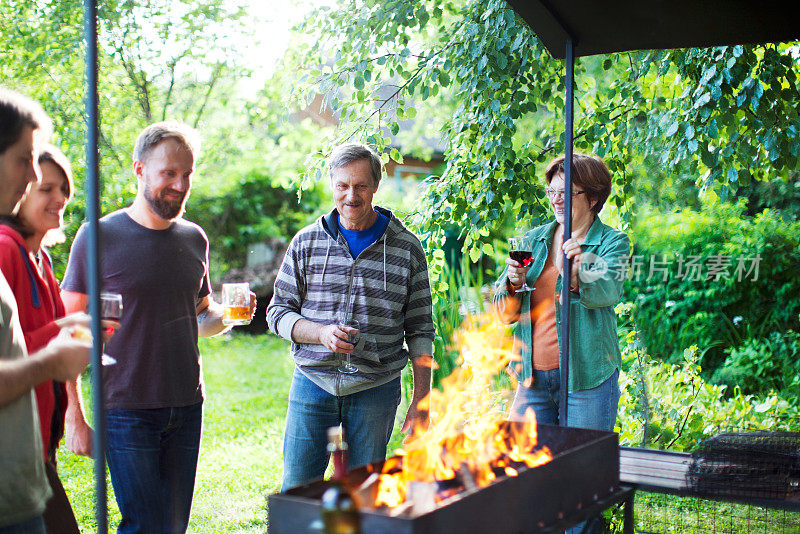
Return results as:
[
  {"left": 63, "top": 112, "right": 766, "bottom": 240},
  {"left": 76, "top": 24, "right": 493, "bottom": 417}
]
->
[{"left": 0, "top": 144, "right": 90, "bottom": 534}]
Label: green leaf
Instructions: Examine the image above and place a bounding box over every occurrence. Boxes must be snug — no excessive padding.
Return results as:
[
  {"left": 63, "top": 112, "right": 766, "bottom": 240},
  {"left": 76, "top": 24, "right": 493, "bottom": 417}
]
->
[
  {"left": 469, "top": 246, "right": 482, "bottom": 263},
  {"left": 390, "top": 147, "right": 404, "bottom": 164}
]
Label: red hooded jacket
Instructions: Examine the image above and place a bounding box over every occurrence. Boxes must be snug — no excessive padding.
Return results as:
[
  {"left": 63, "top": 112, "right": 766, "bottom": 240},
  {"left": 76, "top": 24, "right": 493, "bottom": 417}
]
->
[{"left": 0, "top": 224, "right": 66, "bottom": 459}]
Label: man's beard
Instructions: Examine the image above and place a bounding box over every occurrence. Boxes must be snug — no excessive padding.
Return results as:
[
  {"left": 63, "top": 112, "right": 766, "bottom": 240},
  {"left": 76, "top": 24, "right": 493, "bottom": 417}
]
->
[{"left": 144, "top": 180, "right": 186, "bottom": 220}]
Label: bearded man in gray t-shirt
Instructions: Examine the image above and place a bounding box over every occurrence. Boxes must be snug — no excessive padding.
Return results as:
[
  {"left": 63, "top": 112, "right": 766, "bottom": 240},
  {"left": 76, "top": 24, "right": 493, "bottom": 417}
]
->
[{"left": 61, "top": 121, "right": 255, "bottom": 533}]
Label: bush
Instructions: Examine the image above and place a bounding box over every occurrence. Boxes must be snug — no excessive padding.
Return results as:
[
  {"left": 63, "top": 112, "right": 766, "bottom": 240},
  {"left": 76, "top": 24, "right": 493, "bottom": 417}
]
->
[
  {"left": 712, "top": 329, "right": 800, "bottom": 396},
  {"left": 185, "top": 173, "right": 327, "bottom": 276},
  {"left": 617, "top": 334, "right": 800, "bottom": 452},
  {"left": 625, "top": 200, "right": 800, "bottom": 378}
]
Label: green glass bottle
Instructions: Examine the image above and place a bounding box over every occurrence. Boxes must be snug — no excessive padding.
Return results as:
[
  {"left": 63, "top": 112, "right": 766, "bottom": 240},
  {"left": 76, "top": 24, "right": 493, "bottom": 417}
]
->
[{"left": 320, "top": 426, "right": 360, "bottom": 534}]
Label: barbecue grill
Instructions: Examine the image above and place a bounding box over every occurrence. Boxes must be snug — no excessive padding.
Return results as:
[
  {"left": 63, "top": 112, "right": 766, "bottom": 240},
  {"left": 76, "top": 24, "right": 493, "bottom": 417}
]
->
[{"left": 268, "top": 424, "right": 625, "bottom": 534}]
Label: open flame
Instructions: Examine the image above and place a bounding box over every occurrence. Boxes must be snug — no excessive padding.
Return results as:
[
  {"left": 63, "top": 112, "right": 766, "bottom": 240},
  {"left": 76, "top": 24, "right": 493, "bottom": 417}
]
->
[{"left": 370, "top": 311, "right": 553, "bottom": 511}]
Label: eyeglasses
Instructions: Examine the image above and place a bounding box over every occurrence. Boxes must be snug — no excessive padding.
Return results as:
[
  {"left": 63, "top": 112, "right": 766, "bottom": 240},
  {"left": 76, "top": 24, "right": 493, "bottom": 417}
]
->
[{"left": 544, "top": 188, "right": 587, "bottom": 200}]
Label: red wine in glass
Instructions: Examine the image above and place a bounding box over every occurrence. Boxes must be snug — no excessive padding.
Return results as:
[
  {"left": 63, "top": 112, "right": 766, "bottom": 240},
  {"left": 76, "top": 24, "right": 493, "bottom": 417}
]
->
[
  {"left": 509, "top": 250, "right": 533, "bottom": 267},
  {"left": 100, "top": 292, "right": 123, "bottom": 334},
  {"left": 508, "top": 237, "right": 534, "bottom": 292}
]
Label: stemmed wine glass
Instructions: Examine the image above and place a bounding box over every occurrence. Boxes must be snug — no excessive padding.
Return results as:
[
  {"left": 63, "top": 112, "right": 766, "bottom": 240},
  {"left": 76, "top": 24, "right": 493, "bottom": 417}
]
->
[
  {"left": 100, "top": 292, "right": 123, "bottom": 365},
  {"left": 508, "top": 236, "right": 534, "bottom": 292},
  {"left": 338, "top": 318, "right": 360, "bottom": 374}
]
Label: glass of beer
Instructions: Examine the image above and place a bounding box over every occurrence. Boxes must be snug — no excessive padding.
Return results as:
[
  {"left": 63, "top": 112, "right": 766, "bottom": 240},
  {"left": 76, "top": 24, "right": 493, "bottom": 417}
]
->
[
  {"left": 338, "top": 318, "right": 359, "bottom": 374},
  {"left": 222, "top": 283, "right": 252, "bottom": 326},
  {"left": 508, "top": 236, "right": 533, "bottom": 292}
]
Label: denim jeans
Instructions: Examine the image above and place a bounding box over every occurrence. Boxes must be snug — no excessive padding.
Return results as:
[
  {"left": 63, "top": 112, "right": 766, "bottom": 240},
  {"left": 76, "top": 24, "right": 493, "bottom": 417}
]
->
[
  {"left": 281, "top": 368, "right": 401, "bottom": 490},
  {"left": 510, "top": 368, "right": 619, "bottom": 533},
  {"left": 0, "top": 516, "right": 45, "bottom": 534},
  {"left": 509, "top": 368, "right": 620, "bottom": 431},
  {"left": 105, "top": 402, "right": 203, "bottom": 534}
]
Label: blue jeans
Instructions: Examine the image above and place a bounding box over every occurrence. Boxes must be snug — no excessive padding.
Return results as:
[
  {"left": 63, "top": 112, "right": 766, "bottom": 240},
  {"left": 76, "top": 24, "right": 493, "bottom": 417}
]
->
[
  {"left": 0, "top": 516, "right": 45, "bottom": 534},
  {"left": 106, "top": 402, "right": 203, "bottom": 534},
  {"left": 281, "top": 368, "right": 401, "bottom": 490},
  {"left": 509, "top": 368, "right": 620, "bottom": 431},
  {"left": 511, "top": 369, "right": 619, "bottom": 534}
]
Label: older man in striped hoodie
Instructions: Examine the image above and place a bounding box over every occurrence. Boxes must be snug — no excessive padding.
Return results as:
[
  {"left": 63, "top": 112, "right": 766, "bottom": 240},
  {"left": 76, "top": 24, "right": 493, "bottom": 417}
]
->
[{"left": 267, "top": 142, "right": 435, "bottom": 490}]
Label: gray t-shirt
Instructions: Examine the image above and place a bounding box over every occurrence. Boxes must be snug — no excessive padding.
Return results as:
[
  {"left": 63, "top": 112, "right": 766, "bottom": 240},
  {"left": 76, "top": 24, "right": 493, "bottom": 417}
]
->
[
  {"left": 0, "top": 271, "right": 50, "bottom": 527},
  {"left": 61, "top": 210, "right": 211, "bottom": 409}
]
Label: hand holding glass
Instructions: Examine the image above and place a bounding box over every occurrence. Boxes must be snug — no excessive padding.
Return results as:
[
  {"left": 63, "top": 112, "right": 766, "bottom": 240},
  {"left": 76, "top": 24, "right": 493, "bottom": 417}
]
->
[
  {"left": 222, "top": 283, "right": 252, "bottom": 326},
  {"left": 508, "top": 236, "right": 533, "bottom": 292},
  {"left": 338, "top": 319, "right": 359, "bottom": 374}
]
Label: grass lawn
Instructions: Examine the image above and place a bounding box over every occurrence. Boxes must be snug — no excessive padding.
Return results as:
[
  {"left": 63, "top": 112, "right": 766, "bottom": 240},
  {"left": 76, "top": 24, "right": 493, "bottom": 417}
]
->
[{"left": 58, "top": 332, "right": 412, "bottom": 533}]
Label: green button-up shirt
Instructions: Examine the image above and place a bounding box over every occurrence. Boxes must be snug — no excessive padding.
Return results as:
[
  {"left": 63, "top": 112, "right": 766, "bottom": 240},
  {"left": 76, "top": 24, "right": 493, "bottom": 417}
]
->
[{"left": 494, "top": 217, "right": 630, "bottom": 393}]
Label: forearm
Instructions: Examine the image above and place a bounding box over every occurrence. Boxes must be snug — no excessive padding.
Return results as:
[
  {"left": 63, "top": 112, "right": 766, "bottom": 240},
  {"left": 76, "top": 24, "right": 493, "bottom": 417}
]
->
[
  {"left": 65, "top": 377, "right": 89, "bottom": 424},
  {"left": 410, "top": 354, "right": 432, "bottom": 404},
  {"left": 0, "top": 350, "right": 55, "bottom": 407},
  {"left": 197, "top": 300, "right": 231, "bottom": 337},
  {"left": 291, "top": 318, "right": 324, "bottom": 344}
]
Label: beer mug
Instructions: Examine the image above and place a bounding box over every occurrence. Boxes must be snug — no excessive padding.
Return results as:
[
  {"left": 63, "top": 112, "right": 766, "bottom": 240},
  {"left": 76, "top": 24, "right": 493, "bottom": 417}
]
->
[{"left": 222, "top": 283, "right": 251, "bottom": 326}]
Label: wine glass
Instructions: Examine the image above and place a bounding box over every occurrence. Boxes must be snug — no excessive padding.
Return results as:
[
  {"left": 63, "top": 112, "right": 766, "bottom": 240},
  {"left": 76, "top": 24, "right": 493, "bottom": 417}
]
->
[
  {"left": 338, "top": 318, "right": 360, "bottom": 374},
  {"left": 100, "top": 292, "right": 123, "bottom": 331},
  {"left": 508, "top": 236, "right": 533, "bottom": 292},
  {"left": 100, "top": 292, "right": 123, "bottom": 365}
]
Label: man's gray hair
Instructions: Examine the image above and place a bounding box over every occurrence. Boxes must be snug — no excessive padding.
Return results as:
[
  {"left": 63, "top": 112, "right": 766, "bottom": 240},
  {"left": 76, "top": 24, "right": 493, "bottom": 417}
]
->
[
  {"left": 132, "top": 121, "right": 201, "bottom": 163},
  {"left": 0, "top": 87, "right": 52, "bottom": 154},
  {"left": 328, "top": 142, "right": 383, "bottom": 185}
]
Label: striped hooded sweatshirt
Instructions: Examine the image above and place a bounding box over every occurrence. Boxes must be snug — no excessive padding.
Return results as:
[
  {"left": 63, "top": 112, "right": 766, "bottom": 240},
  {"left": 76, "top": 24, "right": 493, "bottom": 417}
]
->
[{"left": 267, "top": 207, "right": 435, "bottom": 396}]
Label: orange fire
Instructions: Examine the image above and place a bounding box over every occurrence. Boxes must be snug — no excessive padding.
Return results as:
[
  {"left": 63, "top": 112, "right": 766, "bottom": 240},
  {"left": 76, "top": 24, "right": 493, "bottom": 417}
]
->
[{"left": 372, "top": 312, "right": 553, "bottom": 510}]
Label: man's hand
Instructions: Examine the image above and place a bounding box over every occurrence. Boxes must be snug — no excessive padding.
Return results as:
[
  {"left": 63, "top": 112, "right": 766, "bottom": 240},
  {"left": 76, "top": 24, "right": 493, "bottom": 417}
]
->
[
  {"left": 247, "top": 291, "right": 257, "bottom": 321},
  {"left": 65, "top": 410, "right": 94, "bottom": 457},
  {"left": 317, "top": 323, "right": 356, "bottom": 353},
  {"left": 42, "top": 328, "right": 92, "bottom": 383},
  {"left": 401, "top": 354, "right": 433, "bottom": 440},
  {"left": 401, "top": 397, "right": 430, "bottom": 438}
]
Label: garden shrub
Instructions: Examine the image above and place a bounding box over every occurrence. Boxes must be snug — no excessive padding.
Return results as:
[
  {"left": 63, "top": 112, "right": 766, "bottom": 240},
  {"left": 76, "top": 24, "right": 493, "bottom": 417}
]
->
[
  {"left": 712, "top": 328, "right": 800, "bottom": 396},
  {"left": 625, "top": 200, "right": 800, "bottom": 379},
  {"left": 617, "top": 334, "right": 800, "bottom": 452},
  {"left": 185, "top": 172, "right": 326, "bottom": 276}
]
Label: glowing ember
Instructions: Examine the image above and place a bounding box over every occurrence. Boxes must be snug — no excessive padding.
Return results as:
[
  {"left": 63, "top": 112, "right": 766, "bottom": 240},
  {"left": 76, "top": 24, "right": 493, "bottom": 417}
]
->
[{"left": 373, "top": 312, "right": 553, "bottom": 510}]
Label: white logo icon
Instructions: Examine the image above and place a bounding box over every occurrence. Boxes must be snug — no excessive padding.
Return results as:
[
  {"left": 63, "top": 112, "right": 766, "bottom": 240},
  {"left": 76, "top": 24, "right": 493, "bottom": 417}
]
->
[{"left": 578, "top": 252, "right": 608, "bottom": 283}]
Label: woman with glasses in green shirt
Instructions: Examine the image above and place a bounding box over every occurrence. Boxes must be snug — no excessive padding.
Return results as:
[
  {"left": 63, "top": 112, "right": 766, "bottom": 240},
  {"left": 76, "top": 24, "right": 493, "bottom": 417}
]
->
[{"left": 494, "top": 153, "right": 630, "bottom": 433}]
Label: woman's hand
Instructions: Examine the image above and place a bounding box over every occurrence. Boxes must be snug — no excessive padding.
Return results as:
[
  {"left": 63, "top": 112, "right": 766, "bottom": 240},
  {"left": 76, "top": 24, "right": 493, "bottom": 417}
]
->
[
  {"left": 505, "top": 257, "right": 531, "bottom": 291},
  {"left": 56, "top": 312, "right": 120, "bottom": 342}
]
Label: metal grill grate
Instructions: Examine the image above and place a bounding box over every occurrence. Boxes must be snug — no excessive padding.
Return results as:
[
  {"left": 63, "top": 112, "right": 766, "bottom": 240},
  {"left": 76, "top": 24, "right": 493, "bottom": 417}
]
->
[{"left": 686, "top": 432, "right": 800, "bottom": 502}]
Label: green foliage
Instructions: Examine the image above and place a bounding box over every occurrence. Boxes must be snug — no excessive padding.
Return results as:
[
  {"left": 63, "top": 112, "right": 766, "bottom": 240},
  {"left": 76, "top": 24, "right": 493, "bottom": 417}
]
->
[
  {"left": 625, "top": 200, "right": 800, "bottom": 376},
  {"left": 185, "top": 171, "right": 327, "bottom": 276},
  {"left": 429, "top": 253, "right": 488, "bottom": 386},
  {"left": 713, "top": 329, "right": 800, "bottom": 396},
  {"left": 617, "top": 337, "right": 800, "bottom": 452},
  {"left": 286, "top": 0, "right": 800, "bottom": 282}
]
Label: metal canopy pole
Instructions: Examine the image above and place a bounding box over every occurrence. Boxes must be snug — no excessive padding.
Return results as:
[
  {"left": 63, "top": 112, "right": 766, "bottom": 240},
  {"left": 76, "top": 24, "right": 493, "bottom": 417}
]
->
[
  {"left": 558, "top": 38, "right": 575, "bottom": 426},
  {"left": 83, "top": 0, "right": 107, "bottom": 531}
]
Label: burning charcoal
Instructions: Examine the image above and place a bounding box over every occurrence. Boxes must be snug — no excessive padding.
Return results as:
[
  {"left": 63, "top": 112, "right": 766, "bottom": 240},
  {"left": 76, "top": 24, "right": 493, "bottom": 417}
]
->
[
  {"left": 458, "top": 464, "right": 478, "bottom": 491},
  {"left": 351, "top": 473, "right": 380, "bottom": 510},
  {"left": 407, "top": 481, "right": 438, "bottom": 514}
]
